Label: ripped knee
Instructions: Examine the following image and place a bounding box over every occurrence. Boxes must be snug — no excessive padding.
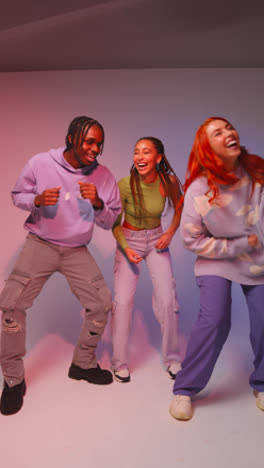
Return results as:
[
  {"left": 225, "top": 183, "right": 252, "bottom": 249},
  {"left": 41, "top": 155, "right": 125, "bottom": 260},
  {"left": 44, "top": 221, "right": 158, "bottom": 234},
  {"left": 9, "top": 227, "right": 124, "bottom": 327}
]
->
[
  {"left": 2, "top": 316, "right": 22, "bottom": 333},
  {"left": 1, "top": 310, "right": 25, "bottom": 334},
  {"left": 85, "top": 312, "right": 107, "bottom": 337},
  {"left": 83, "top": 320, "right": 105, "bottom": 346},
  {"left": 88, "top": 319, "right": 106, "bottom": 336}
]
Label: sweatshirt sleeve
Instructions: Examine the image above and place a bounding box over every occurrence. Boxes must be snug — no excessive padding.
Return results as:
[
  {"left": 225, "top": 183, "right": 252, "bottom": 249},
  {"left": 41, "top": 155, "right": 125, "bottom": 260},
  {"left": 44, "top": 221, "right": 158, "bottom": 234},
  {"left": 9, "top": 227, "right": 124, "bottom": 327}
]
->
[
  {"left": 11, "top": 160, "right": 39, "bottom": 212},
  {"left": 257, "top": 183, "right": 264, "bottom": 244},
  {"left": 181, "top": 184, "right": 254, "bottom": 260},
  {"left": 112, "top": 178, "right": 129, "bottom": 250},
  {"left": 112, "top": 217, "right": 129, "bottom": 250},
  {"left": 93, "top": 172, "right": 122, "bottom": 230}
]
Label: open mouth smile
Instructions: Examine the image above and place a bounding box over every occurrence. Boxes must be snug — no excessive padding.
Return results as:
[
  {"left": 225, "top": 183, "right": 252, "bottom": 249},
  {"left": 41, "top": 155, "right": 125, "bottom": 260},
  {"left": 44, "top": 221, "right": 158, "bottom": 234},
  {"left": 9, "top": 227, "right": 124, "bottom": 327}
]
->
[{"left": 226, "top": 139, "right": 238, "bottom": 148}]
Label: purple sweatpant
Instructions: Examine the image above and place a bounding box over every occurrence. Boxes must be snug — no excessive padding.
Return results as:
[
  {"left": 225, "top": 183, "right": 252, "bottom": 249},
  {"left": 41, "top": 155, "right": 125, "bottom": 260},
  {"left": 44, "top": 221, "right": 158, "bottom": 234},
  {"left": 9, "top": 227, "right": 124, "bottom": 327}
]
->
[{"left": 173, "top": 275, "right": 264, "bottom": 396}]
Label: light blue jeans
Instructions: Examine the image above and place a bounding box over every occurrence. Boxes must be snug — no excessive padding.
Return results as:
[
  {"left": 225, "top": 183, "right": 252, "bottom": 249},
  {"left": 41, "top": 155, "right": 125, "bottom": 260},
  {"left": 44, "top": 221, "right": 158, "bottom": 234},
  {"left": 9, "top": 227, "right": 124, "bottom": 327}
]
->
[{"left": 111, "top": 226, "right": 180, "bottom": 371}]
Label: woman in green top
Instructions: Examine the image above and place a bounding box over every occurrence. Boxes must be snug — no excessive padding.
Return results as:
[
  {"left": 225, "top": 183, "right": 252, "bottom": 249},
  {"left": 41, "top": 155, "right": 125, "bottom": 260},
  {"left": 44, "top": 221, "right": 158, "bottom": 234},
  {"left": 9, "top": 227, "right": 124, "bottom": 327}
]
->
[{"left": 111, "top": 136, "right": 182, "bottom": 382}]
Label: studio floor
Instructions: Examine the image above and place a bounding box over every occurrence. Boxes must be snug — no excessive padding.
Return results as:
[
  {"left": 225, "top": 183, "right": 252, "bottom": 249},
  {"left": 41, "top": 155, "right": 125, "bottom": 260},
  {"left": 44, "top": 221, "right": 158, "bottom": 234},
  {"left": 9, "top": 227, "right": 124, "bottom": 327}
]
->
[{"left": 0, "top": 322, "right": 263, "bottom": 468}]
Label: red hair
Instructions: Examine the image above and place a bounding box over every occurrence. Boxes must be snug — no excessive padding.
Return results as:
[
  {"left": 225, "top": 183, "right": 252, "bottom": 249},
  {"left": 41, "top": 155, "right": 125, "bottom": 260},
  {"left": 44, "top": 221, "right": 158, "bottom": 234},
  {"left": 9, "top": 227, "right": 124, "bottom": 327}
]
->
[{"left": 181, "top": 117, "right": 264, "bottom": 206}]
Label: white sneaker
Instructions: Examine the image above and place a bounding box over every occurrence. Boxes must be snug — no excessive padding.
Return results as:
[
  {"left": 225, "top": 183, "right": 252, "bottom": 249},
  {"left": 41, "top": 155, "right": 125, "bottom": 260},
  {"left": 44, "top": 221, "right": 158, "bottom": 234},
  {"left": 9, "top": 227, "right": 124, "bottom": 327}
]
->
[
  {"left": 167, "top": 362, "right": 182, "bottom": 380},
  {"left": 254, "top": 390, "right": 264, "bottom": 411},
  {"left": 169, "top": 395, "right": 193, "bottom": 421},
  {"left": 114, "top": 368, "right": 130, "bottom": 383}
]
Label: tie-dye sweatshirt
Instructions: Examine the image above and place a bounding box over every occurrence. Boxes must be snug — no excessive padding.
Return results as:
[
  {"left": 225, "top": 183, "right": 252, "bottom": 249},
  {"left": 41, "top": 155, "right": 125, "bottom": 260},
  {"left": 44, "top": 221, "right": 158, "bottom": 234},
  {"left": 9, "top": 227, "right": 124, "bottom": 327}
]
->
[{"left": 180, "top": 166, "right": 264, "bottom": 285}]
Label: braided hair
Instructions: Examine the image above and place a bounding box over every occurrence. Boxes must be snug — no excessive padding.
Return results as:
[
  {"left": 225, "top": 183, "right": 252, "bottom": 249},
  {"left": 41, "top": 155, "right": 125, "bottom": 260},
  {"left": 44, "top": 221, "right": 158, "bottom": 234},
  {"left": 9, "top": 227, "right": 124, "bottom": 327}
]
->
[
  {"left": 130, "top": 137, "right": 182, "bottom": 220},
  {"left": 65, "top": 116, "right": 105, "bottom": 153}
]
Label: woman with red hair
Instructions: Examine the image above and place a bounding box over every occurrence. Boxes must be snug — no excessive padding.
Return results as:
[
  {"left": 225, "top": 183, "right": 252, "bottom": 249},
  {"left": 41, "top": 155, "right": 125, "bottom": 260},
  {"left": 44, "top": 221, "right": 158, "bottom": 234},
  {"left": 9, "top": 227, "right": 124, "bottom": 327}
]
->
[{"left": 169, "top": 117, "right": 264, "bottom": 420}]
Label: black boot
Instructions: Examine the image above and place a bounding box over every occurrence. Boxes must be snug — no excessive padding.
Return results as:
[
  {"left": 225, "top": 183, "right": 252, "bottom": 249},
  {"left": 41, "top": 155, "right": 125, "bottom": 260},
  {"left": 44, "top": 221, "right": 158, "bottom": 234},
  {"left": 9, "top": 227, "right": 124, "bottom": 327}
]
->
[
  {"left": 68, "top": 364, "right": 113, "bottom": 385},
  {"left": 0, "top": 380, "right": 26, "bottom": 415}
]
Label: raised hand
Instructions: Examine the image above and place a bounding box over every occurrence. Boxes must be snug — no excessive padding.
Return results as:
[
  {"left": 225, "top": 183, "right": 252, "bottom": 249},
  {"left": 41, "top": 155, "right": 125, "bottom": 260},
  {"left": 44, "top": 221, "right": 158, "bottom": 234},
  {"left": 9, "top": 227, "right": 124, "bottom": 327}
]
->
[
  {"left": 78, "top": 181, "right": 103, "bottom": 209},
  {"left": 34, "top": 187, "right": 61, "bottom": 206}
]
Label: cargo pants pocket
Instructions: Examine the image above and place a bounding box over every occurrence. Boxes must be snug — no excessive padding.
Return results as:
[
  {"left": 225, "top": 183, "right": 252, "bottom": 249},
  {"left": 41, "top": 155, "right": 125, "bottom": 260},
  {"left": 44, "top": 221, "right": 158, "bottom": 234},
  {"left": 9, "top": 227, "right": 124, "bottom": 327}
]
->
[{"left": 0, "top": 272, "right": 31, "bottom": 311}]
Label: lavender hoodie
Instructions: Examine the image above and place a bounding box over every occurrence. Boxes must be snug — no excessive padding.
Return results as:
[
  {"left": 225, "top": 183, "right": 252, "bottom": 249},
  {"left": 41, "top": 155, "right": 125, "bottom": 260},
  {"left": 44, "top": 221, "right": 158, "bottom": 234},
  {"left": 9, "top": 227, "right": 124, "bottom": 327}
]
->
[
  {"left": 181, "top": 166, "right": 264, "bottom": 285},
  {"left": 11, "top": 148, "right": 121, "bottom": 247}
]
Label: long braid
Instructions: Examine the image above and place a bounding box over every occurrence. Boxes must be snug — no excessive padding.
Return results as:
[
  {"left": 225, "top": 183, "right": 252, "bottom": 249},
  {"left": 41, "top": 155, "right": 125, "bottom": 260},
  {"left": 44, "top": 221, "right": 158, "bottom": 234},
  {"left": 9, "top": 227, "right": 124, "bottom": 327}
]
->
[
  {"left": 130, "top": 164, "right": 145, "bottom": 220},
  {"left": 158, "top": 152, "right": 182, "bottom": 206}
]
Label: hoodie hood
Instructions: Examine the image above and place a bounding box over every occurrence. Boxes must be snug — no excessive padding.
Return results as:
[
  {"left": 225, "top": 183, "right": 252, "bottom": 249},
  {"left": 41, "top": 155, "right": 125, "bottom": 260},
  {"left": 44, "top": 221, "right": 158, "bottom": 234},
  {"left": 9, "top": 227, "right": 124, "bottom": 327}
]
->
[{"left": 48, "top": 147, "right": 99, "bottom": 175}]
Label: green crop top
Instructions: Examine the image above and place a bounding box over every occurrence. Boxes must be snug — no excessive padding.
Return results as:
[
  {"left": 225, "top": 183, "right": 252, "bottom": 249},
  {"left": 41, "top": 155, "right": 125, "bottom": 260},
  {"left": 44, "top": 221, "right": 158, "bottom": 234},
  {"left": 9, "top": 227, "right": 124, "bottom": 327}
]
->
[{"left": 112, "top": 175, "right": 166, "bottom": 250}]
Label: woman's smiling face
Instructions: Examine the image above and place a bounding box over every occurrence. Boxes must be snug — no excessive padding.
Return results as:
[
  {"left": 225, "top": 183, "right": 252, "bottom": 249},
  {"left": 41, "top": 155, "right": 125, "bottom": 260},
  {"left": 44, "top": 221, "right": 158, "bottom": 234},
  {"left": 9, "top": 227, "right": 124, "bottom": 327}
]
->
[
  {"left": 206, "top": 119, "right": 241, "bottom": 171},
  {"left": 133, "top": 139, "right": 162, "bottom": 181}
]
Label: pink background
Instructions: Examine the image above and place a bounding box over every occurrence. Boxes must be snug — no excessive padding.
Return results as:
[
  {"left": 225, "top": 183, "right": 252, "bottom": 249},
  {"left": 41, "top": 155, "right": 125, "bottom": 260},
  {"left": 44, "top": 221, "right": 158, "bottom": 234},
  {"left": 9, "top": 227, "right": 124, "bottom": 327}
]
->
[{"left": 0, "top": 68, "right": 263, "bottom": 467}]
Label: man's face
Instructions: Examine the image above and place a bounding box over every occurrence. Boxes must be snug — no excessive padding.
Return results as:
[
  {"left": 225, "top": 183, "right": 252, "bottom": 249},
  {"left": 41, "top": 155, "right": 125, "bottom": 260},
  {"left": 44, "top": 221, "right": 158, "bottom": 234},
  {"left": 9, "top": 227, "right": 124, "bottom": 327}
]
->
[{"left": 73, "top": 125, "right": 104, "bottom": 167}]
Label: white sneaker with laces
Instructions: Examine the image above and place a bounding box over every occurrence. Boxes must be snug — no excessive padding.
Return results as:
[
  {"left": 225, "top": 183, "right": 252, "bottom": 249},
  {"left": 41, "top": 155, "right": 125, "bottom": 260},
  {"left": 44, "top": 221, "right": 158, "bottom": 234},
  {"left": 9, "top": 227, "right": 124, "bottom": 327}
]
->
[
  {"left": 167, "top": 362, "right": 182, "bottom": 379},
  {"left": 169, "top": 395, "right": 193, "bottom": 421},
  {"left": 254, "top": 390, "right": 264, "bottom": 411}
]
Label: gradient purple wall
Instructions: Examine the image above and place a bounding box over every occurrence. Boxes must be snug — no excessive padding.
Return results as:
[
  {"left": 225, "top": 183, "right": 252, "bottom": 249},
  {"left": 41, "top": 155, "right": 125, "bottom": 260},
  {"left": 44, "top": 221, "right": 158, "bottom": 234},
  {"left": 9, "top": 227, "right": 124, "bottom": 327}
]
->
[{"left": 0, "top": 68, "right": 263, "bottom": 372}]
